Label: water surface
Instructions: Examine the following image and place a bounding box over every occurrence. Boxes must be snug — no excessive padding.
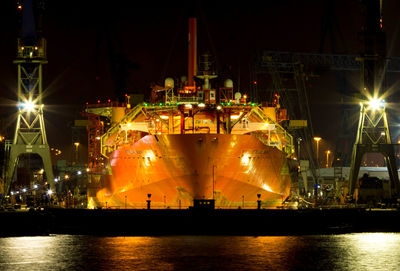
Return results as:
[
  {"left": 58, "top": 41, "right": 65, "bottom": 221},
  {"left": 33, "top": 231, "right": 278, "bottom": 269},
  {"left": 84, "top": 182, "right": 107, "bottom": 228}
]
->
[{"left": 1, "top": 233, "right": 400, "bottom": 270}]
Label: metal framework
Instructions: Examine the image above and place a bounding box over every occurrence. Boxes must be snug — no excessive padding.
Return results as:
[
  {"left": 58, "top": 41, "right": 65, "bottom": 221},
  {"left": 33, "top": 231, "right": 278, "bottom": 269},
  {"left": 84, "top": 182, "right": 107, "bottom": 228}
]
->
[
  {"left": 257, "top": 54, "right": 317, "bottom": 186},
  {"left": 347, "top": 102, "right": 400, "bottom": 198},
  {"left": 4, "top": 37, "right": 55, "bottom": 198},
  {"left": 347, "top": 0, "right": 400, "bottom": 201},
  {"left": 95, "top": 102, "right": 294, "bottom": 159},
  {"left": 257, "top": 51, "right": 400, "bottom": 73},
  {"left": 85, "top": 113, "right": 104, "bottom": 172}
]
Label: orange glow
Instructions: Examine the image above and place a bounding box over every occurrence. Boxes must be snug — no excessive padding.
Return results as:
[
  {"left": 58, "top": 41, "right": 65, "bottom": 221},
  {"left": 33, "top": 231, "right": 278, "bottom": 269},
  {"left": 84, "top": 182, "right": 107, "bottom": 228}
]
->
[
  {"left": 313, "top": 137, "right": 321, "bottom": 142},
  {"left": 230, "top": 114, "right": 241, "bottom": 120},
  {"left": 94, "top": 134, "right": 294, "bottom": 209}
]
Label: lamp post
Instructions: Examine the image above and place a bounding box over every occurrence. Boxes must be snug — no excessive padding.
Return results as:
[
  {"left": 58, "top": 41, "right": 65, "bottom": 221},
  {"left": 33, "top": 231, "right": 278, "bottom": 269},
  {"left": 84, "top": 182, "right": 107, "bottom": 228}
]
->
[
  {"left": 326, "top": 150, "right": 331, "bottom": 168},
  {"left": 74, "top": 142, "right": 80, "bottom": 163},
  {"left": 297, "top": 137, "right": 302, "bottom": 160},
  {"left": 313, "top": 137, "right": 322, "bottom": 167}
]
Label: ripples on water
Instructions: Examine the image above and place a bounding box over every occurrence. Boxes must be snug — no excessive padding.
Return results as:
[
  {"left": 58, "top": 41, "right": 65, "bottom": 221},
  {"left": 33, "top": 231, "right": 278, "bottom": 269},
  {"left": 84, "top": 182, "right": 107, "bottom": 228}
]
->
[{"left": 1, "top": 233, "right": 400, "bottom": 271}]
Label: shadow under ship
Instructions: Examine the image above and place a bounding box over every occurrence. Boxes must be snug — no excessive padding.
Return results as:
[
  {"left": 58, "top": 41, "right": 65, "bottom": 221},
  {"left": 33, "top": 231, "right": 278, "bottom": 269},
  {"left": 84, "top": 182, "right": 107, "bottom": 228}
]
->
[{"left": 86, "top": 18, "right": 298, "bottom": 209}]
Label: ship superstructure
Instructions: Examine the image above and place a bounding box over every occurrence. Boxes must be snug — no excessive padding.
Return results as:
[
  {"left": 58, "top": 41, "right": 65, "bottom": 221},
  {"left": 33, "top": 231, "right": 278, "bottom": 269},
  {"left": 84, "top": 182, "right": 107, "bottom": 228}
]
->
[{"left": 86, "top": 17, "right": 297, "bottom": 209}]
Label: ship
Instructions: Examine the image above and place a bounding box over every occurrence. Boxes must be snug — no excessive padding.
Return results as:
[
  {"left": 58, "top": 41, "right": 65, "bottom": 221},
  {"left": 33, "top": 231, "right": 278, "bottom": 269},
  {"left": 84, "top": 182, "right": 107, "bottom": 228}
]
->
[{"left": 86, "top": 17, "right": 298, "bottom": 209}]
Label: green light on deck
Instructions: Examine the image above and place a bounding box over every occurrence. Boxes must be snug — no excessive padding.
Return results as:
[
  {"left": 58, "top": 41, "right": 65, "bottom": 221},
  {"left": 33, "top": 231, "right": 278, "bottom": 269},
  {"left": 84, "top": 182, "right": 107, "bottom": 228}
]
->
[
  {"left": 176, "top": 103, "right": 179, "bottom": 105},
  {"left": 144, "top": 103, "right": 148, "bottom": 106},
  {"left": 227, "top": 102, "right": 231, "bottom": 106},
  {"left": 159, "top": 102, "right": 163, "bottom": 106},
  {"left": 221, "top": 102, "right": 224, "bottom": 105},
  {"left": 152, "top": 103, "right": 155, "bottom": 106},
  {"left": 251, "top": 103, "right": 255, "bottom": 106}
]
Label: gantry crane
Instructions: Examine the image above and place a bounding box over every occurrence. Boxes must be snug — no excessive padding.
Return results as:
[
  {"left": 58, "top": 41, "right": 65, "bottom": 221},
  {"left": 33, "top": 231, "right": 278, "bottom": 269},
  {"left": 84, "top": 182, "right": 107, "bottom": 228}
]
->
[
  {"left": 347, "top": 0, "right": 400, "bottom": 201},
  {"left": 3, "top": 0, "right": 55, "bottom": 203}
]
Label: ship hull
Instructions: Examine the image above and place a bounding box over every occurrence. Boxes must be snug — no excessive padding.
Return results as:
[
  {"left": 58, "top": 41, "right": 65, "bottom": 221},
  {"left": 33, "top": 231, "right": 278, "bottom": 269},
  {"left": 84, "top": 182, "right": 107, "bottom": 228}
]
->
[{"left": 91, "top": 134, "right": 297, "bottom": 209}]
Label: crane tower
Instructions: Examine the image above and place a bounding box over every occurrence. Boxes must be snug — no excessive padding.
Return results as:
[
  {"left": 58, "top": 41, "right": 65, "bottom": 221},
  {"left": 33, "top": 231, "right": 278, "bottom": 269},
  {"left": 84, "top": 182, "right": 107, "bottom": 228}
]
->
[
  {"left": 347, "top": 0, "right": 400, "bottom": 200},
  {"left": 3, "top": 0, "right": 55, "bottom": 200}
]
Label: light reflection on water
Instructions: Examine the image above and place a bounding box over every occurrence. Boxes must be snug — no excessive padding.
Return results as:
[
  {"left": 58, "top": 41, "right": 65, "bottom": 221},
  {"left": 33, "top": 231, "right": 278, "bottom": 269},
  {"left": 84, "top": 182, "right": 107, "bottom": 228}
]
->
[{"left": 0, "top": 233, "right": 400, "bottom": 271}]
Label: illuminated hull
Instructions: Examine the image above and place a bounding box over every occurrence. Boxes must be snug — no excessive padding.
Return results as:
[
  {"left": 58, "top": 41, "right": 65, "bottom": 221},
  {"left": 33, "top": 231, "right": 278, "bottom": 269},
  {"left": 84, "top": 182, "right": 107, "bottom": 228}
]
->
[{"left": 92, "top": 134, "right": 296, "bottom": 209}]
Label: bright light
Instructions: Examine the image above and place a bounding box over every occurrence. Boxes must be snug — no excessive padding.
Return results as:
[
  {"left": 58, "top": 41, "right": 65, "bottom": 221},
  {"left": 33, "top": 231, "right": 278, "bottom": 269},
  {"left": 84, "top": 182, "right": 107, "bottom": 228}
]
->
[
  {"left": 22, "top": 188, "right": 27, "bottom": 193},
  {"left": 198, "top": 103, "right": 205, "bottom": 108},
  {"left": 262, "top": 184, "right": 273, "bottom": 193},
  {"left": 77, "top": 171, "right": 82, "bottom": 175},
  {"left": 185, "top": 104, "right": 193, "bottom": 109},
  {"left": 230, "top": 115, "right": 241, "bottom": 120},
  {"left": 47, "top": 189, "right": 53, "bottom": 196},
  {"left": 241, "top": 152, "right": 250, "bottom": 166},
  {"left": 33, "top": 184, "right": 38, "bottom": 189},
  {"left": 54, "top": 178, "right": 58, "bottom": 182},
  {"left": 65, "top": 174, "right": 69, "bottom": 180},
  {"left": 368, "top": 97, "right": 385, "bottom": 111},
  {"left": 74, "top": 142, "right": 80, "bottom": 147},
  {"left": 217, "top": 105, "right": 222, "bottom": 110},
  {"left": 314, "top": 137, "right": 322, "bottom": 142},
  {"left": 21, "top": 100, "right": 35, "bottom": 112}
]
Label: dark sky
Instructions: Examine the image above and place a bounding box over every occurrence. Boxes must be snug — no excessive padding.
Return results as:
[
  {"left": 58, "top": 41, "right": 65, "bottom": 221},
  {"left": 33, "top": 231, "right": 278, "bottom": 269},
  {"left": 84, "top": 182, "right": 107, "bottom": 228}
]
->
[{"left": 1, "top": 0, "right": 400, "bottom": 161}]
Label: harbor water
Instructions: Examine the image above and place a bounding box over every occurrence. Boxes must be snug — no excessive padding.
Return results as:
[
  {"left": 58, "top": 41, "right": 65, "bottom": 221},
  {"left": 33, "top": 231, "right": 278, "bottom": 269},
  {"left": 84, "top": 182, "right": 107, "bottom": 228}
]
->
[{"left": 1, "top": 233, "right": 400, "bottom": 270}]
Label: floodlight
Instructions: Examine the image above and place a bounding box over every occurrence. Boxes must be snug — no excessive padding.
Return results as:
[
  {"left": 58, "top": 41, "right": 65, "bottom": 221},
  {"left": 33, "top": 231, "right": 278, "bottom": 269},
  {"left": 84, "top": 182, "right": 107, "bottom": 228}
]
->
[
  {"left": 368, "top": 98, "right": 385, "bottom": 111},
  {"left": 21, "top": 99, "right": 35, "bottom": 112}
]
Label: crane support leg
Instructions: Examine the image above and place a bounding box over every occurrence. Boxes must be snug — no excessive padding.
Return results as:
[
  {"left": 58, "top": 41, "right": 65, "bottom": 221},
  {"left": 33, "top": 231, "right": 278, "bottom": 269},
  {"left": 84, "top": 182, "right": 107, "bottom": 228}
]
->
[{"left": 347, "top": 103, "right": 400, "bottom": 201}]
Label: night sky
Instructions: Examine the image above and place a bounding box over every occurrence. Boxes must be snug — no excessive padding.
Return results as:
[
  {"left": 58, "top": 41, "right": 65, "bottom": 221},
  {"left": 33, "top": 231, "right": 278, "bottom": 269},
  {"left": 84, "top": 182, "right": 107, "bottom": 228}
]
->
[{"left": 1, "top": 0, "right": 400, "bottom": 161}]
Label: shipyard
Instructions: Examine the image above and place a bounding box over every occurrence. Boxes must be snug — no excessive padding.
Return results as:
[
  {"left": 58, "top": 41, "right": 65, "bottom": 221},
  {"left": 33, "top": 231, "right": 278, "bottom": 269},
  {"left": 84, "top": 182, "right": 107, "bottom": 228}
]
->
[{"left": 2, "top": 0, "right": 400, "bottom": 239}]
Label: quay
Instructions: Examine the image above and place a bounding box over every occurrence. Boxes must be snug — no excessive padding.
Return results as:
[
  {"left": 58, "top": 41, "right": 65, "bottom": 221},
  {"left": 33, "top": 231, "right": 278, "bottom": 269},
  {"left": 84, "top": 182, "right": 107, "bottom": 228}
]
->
[{"left": 1, "top": 207, "right": 400, "bottom": 237}]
